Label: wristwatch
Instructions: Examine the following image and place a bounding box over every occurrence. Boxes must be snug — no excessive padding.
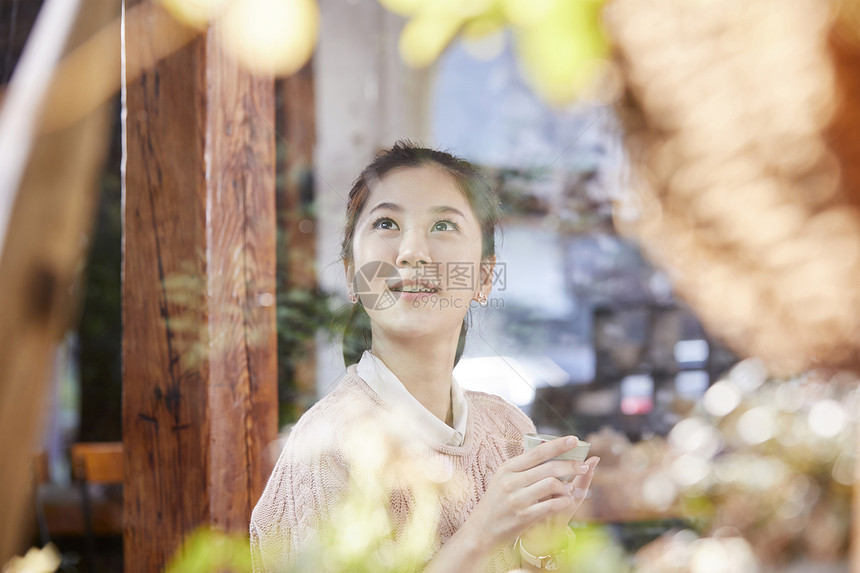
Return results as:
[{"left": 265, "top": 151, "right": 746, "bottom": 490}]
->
[{"left": 515, "top": 527, "right": 576, "bottom": 570}]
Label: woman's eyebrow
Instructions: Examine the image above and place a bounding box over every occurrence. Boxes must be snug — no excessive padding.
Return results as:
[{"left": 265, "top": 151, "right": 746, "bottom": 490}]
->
[
  {"left": 431, "top": 206, "right": 467, "bottom": 218},
  {"left": 368, "top": 201, "right": 403, "bottom": 215}
]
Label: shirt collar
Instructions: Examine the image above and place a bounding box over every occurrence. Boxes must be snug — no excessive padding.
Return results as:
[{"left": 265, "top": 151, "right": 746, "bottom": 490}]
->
[{"left": 355, "top": 350, "right": 468, "bottom": 447}]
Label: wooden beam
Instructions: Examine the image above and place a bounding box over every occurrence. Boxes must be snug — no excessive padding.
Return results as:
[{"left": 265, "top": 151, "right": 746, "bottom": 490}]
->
[
  {"left": 0, "top": 0, "right": 116, "bottom": 562},
  {"left": 122, "top": 1, "right": 278, "bottom": 568}
]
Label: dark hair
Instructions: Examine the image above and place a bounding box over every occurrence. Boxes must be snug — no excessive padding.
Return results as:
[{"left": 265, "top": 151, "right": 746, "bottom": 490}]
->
[{"left": 340, "top": 139, "right": 502, "bottom": 366}]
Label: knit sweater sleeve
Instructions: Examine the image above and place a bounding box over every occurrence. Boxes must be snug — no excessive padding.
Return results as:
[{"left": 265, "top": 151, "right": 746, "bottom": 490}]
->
[
  {"left": 504, "top": 397, "right": 538, "bottom": 437},
  {"left": 466, "top": 391, "right": 537, "bottom": 450},
  {"left": 249, "top": 406, "right": 351, "bottom": 573}
]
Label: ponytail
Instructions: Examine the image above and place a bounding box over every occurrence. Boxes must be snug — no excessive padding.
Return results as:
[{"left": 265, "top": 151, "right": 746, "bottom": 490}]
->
[{"left": 341, "top": 303, "right": 373, "bottom": 366}]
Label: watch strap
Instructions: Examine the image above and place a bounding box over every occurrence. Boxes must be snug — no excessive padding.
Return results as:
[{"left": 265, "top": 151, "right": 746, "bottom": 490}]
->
[{"left": 515, "top": 527, "right": 575, "bottom": 570}]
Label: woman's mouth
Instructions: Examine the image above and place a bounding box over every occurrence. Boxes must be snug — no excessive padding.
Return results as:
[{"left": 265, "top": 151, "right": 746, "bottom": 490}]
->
[{"left": 388, "top": 279, "right": 439, "bottom": 294}]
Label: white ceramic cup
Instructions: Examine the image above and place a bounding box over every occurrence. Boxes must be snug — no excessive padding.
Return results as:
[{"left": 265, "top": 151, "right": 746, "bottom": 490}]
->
[{"left": 523, "top": 433, "right": 591, "bottom": 482}]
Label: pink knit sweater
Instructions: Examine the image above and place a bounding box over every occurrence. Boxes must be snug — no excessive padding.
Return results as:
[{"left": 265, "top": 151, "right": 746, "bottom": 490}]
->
[{"left": 250, "top": 365, "right": 537, "bottom": 572}]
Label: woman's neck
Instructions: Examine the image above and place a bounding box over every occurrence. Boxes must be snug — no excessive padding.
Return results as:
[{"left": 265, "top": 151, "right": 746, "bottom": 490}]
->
[{"left": 369, "top": 328, "right": 460, "bottom": 426}]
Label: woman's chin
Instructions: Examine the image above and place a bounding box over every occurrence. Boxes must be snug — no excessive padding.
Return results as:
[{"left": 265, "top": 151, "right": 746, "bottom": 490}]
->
[{"left": 369, "top": 308, "right": 464, "bottom": 340}]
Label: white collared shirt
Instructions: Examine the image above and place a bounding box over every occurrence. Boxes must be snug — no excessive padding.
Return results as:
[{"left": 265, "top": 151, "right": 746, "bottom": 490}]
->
[{"left": 355, "top": 350, "right": 468, "bottom": 447}]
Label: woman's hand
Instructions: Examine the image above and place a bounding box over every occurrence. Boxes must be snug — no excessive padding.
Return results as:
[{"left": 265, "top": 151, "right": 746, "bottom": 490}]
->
[
  {"left": 519, "top": 450, "right": 599, "bottom": 556},
  {"left": 460, "top": 436, "right": 596, "bottom": 553}
]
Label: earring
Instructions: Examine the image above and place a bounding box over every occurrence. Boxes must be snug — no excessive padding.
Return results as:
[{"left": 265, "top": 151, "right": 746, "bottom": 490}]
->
[
  {"left": 348, "top": 290, "right": 358, "bottom": 304},
  {"left": 477, "top": 292, "right": 488, "bottom": 306}
]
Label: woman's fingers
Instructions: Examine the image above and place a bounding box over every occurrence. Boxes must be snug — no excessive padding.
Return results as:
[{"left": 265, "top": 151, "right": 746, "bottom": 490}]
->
[
  {"left": 579, "top": 456, "right": 599, "bottom": 484},
  {"left": 518, "top": 459, "right": 590, "bottom": 487},
  {"left": 518, "top": 475, "right": 571, "bottom": 505},
  {"left": 506, "top": 436, "right": 581, "bottom": 473},
  {"left": 568, "top": 457, "right": 599, "bottom": 500},
  {"left": 522, "top": 492, "right": 575, "bottom": 525},
  {"left": 519, "top": 457, "right": 599, "bottom": 507}
]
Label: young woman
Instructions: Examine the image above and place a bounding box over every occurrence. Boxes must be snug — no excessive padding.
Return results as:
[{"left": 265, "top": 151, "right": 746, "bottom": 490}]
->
[{"left": 250, "top": 141, "right": 599, "bottom": 572}]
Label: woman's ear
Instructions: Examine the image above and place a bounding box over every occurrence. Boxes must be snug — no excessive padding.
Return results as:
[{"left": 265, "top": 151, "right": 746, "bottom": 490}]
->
[
  {"left": 479, "top": 255, "right": 496, "bottom": 296},
  {"left": 343, "top": 259, "right": 355, "bottom": 290}
]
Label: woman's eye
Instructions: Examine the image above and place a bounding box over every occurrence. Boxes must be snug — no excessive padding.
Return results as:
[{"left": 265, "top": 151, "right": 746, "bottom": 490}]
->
[
  {"left": 433, "top": 220, "right": 458, "bottom": 232},
  {"left": 372, "top": 217, "right": 398, "bottom": 230}
]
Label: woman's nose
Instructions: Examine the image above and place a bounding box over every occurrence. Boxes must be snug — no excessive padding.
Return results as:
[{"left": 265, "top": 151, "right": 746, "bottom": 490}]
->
[{"left": 395, "top": 228, "right": 431, "bottom": 267}]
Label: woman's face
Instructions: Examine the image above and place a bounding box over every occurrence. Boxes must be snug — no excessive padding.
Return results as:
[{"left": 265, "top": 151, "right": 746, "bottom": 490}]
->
[{"left": 347, "top": 164, "right": 490, "bottom": 342}]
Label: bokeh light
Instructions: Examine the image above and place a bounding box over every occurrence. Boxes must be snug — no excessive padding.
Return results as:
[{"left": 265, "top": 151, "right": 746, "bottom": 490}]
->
[
  {"left": 642, "top": 472, "right": 678, "bottom": 512},
  {"left": 737, "top": 406, "right": 776, "bottom": 445},
  {"left": 689, "top": 537, "right": 759, "bottom": 573},
  {"left": 159, "top": 0, "right": 230, "bottom": 28},
  {"left": 669, "top": 417, "right": 721, "bottom": 458},
  {"left": 159, "top": 0, "right": 319, "bottom": 76},
  {"left": 807, "top": 399, "right": 848, "bottom": 438},
  {"left": 220, "top": 0, "right": 319, "bottom": 76},
  {"left": 702, "top": 380, "right": 742, "bottom": 417},
  {"left": 638, "top": 366, "right": 856, "bottom": 569},
  {"left": 670, "top": 454, "right": 709, "bottom": 488}
]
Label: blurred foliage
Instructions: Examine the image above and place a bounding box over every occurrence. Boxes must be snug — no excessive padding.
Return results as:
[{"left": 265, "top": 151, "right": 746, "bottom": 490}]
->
[
  {"left": 378, "top": 0, "right": 609, "bottom": 105},
  {"left": 563, "top": 524, "right": 631, "bottom": 573},
  {"left": 76, "top": 106, "right": 122, "bottom": 442},
  {"left": 277, "top": 286, "right": 334, "bottom": 425},
  {"left": 164, "top": 529, "right": 252, "bottom": 573}
]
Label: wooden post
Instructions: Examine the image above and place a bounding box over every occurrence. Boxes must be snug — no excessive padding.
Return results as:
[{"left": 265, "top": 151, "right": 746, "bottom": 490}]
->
[{"left": 122, "top": 1, "right": 278, "bottom": 568}]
